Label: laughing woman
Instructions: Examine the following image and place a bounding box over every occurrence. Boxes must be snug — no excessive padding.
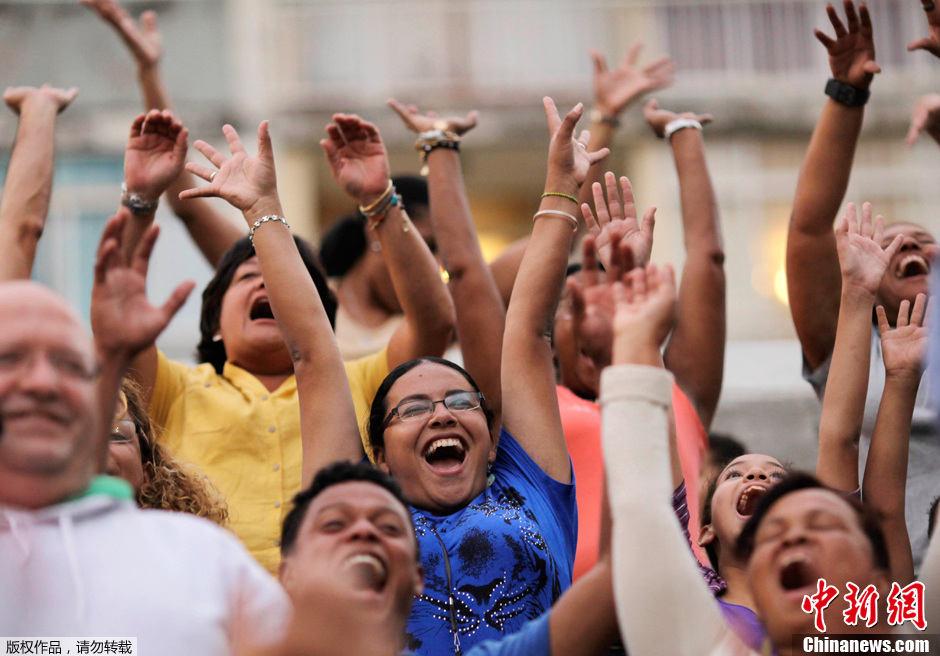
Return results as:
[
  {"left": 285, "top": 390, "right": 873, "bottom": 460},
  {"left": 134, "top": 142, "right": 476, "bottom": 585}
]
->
[{"left": 289, "top": 98, "right": 606, "bottom": 654}]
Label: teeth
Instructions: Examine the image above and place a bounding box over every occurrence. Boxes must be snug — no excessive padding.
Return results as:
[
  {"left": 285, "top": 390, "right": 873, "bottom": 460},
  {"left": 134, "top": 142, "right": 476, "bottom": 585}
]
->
[
  {"left": 348, "top": 553, "right": 385, "bottom": 573},
  {"left": 427, "top": 438, "right": 463, "bottom": 455},
  {"left": 898, "top": 254, "right": 929, "bottom": 277},
  {"left": 781, "top": 553, "right": 808, "bottom": 568}
]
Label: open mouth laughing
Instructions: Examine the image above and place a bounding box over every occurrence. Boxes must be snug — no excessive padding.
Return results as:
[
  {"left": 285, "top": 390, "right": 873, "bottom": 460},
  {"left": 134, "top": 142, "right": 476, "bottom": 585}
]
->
[
  {"left": 736, "top": 484, "right": 768, "bottom": 518},
  {"left": 345, "top": 552, "right": 388, "bottom": 592},
  {"left": 422, "top": 437, "right": 468, "bottom": 473},
  {"left": 895, "top": 253, "right": 930, "bottom": 279},
  {"left": 249, "top": 296, "right": 275, "bottom": 321}
]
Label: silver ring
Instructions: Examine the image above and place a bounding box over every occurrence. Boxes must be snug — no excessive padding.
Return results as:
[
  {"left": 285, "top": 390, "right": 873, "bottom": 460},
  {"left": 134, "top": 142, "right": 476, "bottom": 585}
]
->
[
  {"left": 210, "top": 171, "right": 217, "bottom": 182},
  {"left": 578, "top": 142, "right": 587, "bottom": 149}
]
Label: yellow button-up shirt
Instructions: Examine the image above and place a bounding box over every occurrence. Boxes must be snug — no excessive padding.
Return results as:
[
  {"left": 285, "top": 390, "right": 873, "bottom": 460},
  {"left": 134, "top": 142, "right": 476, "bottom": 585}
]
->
[{"left": 150, "top": 348, "right": 388, "bottom": 574}]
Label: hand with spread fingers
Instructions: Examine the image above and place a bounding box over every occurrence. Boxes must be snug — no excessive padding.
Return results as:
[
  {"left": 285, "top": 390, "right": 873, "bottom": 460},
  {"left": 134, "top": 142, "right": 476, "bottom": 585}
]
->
[
  {"left": 320, "top": 114, "right": 391, "bottom": 208},
  {"left": 543, "top": 98, "right": 609, "bottom": 198},
  {"left": 835, "top": 202, "right": 902, "bottom": 296},
  {"left": 878, "top": 294, "right": 930, "bottom": 379},
  {"left": 582, "top": 171, "right": 656, "bottom": 270},
  {"left": 905, "top": 93, "right": 940, "bottom": 146},
  {"left": 611, "top": 263, "right": 677, "bottom": 367},
  {"left": 643, "top": 99, "right": 712, "bottom": 139},
  {"left": 908, "top": 0, "right": 940, "bottom": 59},
  {"left": 591, "top": 41, "right": 675, "bottom": 120},
  {"left": 568, "top": 233, "right": 636, "bottom": 370},
  {"left": 124, "top": 109, "right": 188, "bottom": 203},
  {"left": 814, "top": 0, "right": 881, "bottom": 89},
  {"left": 3, "top": 85, "right": 78, "bottom": 116},
  {"left": 91, "top": 213, "right": 195, "bottom": 358},
  {"left": 82, "top": 0, "right": 162, "bottom": 70},
  {"left": 387, "top": 99, "right": 478, "bottom": 136},
  {"left": 180, "top": 122, "right": 280, "bottom": 220}
]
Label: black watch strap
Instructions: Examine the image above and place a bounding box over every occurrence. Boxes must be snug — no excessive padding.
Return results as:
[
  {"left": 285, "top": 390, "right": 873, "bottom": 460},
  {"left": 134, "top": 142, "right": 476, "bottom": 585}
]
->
[{"left": 825, "top": 78, "right": 870, "bottom": 107}]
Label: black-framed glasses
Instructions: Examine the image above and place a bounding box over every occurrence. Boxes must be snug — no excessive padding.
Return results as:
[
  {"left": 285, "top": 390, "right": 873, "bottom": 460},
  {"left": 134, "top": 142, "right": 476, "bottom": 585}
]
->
[{"left": 384, "top": 391, "right": 483, "bottom": 427}]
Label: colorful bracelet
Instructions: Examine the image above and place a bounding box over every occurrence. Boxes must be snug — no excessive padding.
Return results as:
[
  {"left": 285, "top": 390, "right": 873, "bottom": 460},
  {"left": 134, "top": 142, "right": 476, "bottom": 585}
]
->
[
  {"left": 541, "top": 192, "right": 578, "bottom": 205},
  {"left": 368, "top": 193, "right": 402, "bottom": 230},
  {"left": 359, "top": 181, "right": 394, "bottom": 216}
]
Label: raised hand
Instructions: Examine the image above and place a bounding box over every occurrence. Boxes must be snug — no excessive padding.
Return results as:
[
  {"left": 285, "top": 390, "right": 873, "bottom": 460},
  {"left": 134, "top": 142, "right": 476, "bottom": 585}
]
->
[
  {"left": 387, "top": 99, "right": 478, "bottom": 136},
  {"left": 124, "top": 109, "right": 188, "bottom": 202},
  {"left": 543, "top": 98, "right": 609, "bottom": 197},
  {"left": 814, "top": 1, "right": 881, "bottom": 89},
  {"left": 91, "top": 213, "right": 194, "bottom": 357},
  {"left": 320, "top": 114, "right": 390, "bottom": 207},
  {"left": 3, "top": 85, "right": 78, "bottom": 116},
  {"left": 591, "top": 41, "right": 675, "bottom": 119},
  {"left": 905, "top": 94, "right": 940, "bottom": 146},
  {"left": 878, "top": 294, "right": 929, "bottom": 378},
  {"left": 908, "top": 0, "right": 940, "bottom": 59},
  {"left": 582, "top": 172, "right": 656, "bottom": 269},
  {"left": 181, "top": 122, "right": 279, "bottom": 219},
  {"left": 82, "top": 0, "right": 162, "bottom": 70},
  {"left": 611, "top": 263, "right": 677, "bottom": 366},
  {"left": 568, "top": 234, "right": 636, "bottom": 369},
  {"left": 835, "top": 202, "right": 902, "bottom": 295},
  {"left": 643, "top": 99, "right": 713, "bottom": 139}
]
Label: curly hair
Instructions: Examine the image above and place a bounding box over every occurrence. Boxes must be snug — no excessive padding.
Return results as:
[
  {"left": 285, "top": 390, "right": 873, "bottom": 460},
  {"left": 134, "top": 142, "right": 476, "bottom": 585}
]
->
[{"left": 120, "top": 380, "right": 229, "bottom": 527}]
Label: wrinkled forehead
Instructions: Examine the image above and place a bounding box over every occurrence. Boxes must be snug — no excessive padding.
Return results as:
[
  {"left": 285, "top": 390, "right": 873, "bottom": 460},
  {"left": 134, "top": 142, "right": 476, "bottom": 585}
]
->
[
  {"left": 882, "top": 222, "right": 935, "bottom": 241},
  {"left": 0, "top": 282, "right": 92, "bottom": 354},
  {"left": 760, "top": 488, "right": 857, "bottom": 529}
]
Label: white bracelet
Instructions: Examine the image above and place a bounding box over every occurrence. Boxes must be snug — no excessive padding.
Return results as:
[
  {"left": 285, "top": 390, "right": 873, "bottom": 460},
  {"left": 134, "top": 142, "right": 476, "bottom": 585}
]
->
[
  {"left": 249, "top": 215, "right": 290, "bottom": 245},
  {"left": 533, "top": 209, "right": 579, "bottom": 232},
  {"left": 663, "top": 118, "right": 703, "bottom": 141}
]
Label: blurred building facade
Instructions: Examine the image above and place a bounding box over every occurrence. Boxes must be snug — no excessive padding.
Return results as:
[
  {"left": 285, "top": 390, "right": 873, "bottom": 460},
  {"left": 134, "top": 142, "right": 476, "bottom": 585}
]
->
[{"left": 2, "top": 0, "right": 939, "bottom": 465}]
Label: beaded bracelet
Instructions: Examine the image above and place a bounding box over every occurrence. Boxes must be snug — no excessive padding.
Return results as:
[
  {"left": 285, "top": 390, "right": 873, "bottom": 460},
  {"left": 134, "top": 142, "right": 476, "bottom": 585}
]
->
[
  {"left": 249, "top": 215, "right": 290, "bottom": 245},
  {"left": 533, "top": 209, "right": 579, "bottom": 232},
  {"left": 541, "top": 192, "right": 578, "bottom": 204},
  {"left": 367, "top": 193, "right": 402, "bottom": 230}
]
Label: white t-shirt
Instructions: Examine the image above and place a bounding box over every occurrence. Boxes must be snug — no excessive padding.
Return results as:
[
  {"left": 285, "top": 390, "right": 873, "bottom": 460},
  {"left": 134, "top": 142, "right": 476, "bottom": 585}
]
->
[{"left": 0, "top": 492, "right": 289, "bottom": 654}]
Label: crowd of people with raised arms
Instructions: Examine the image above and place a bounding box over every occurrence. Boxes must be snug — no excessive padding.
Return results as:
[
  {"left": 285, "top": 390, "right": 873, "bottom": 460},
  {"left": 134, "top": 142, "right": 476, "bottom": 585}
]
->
[{"left": 1, "top": 0, "right": 940, "bottom": 654}]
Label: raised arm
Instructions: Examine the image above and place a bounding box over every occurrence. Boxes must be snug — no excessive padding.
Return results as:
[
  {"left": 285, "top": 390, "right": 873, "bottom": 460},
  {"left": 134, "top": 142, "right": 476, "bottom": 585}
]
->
[
  {"left": 865, "top": 295, "right": 927, "bottom": 585},
  {"left": 579, "top": 41, "right": 675, "bottom": 210},
  {"left": 321, "top": 114, "right": 454, "bottom": 370},
  {"left": 388, "top": 100, "right": 504, "bottom": 423},
  {"left": 787, "top": 0, "right": 881, "bottom": 371},
  {"left": 182, "top": 122, "right": 362, "bottom": 483},
  {"left": 644, "top": 100, "right": 725, "bottom": 430},
  {"left": 603, "top": 264, "right": 743, "bottom": 656},
  {"left": 501, "top": 99, "right": 608, "bottom": 483},
  {"left": 816, "top": 203, "right": 901, "bottom": 492},
  {"left": 90, "top": 213, "right": 194, "bottom": 471},
  {"left": 83, "top": 0, "right": 245, "bottom": 266},
  {"left": 112, "top": 109, "right": 188, "bottom": 406},
  {"left": 0, "top": 85, "right": 77, "bottom": 281}
]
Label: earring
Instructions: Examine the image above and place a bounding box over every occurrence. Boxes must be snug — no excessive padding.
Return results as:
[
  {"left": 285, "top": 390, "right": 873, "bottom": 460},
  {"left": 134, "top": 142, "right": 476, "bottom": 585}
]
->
[
  {"left": 212, "top": 333, "right": 222, "bottom": 342},
  {"left": 486, "top": 464, "right": 495, "bottom": 488},
  {"left": 371, "top": 241, "right": 382, "bottom": 253}
]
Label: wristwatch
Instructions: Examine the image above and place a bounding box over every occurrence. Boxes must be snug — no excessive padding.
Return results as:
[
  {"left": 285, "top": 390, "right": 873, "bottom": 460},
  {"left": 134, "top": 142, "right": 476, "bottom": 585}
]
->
[{"left": 825, "top": 78, "right": 870, "bottom": 107}]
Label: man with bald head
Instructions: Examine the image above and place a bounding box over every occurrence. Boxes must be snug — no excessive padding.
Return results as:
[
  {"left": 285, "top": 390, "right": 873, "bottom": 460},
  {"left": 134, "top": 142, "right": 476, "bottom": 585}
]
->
[{"left": 0, "top": 218, "right": 287, "bottom": 654}]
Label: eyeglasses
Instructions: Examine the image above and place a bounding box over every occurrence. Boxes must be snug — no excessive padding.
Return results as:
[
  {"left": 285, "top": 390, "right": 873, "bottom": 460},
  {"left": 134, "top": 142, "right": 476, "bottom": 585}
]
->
[
  {"left": 110, "top": 421, "right": 137, "bottom": 444},
  {"left": 384, "top": 391, "right": 483, "bottom": 427}
]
